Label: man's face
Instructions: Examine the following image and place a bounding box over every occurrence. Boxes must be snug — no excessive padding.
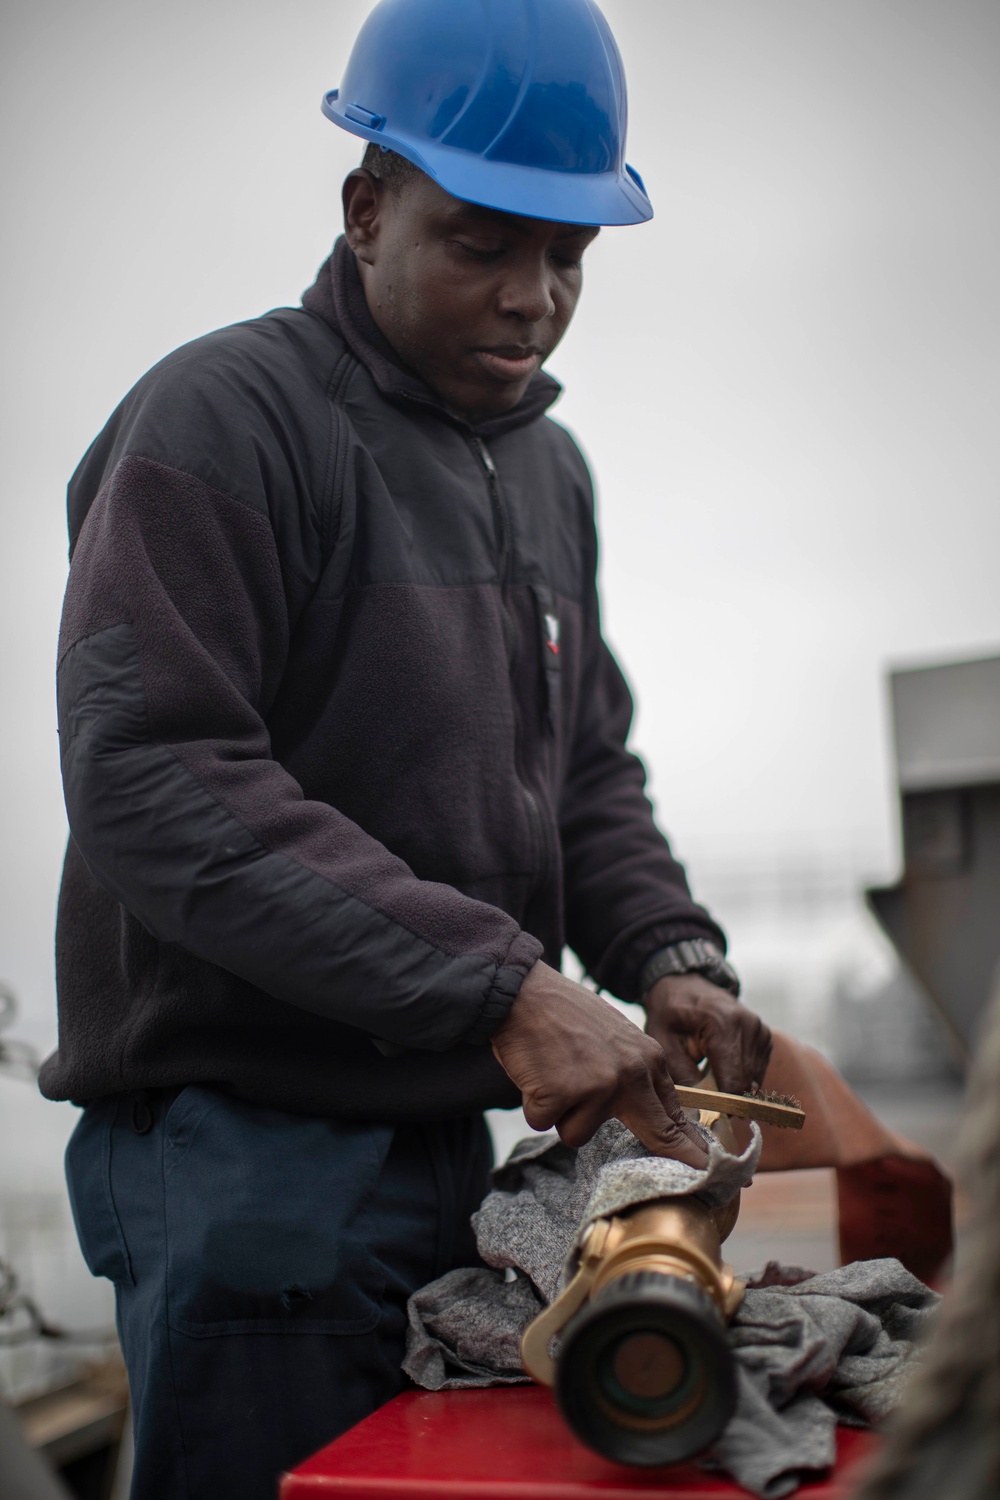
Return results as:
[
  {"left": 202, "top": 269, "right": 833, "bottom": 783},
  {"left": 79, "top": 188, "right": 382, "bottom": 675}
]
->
[{"left": 344, "top": 169, "right": 599, "bottom": 422}]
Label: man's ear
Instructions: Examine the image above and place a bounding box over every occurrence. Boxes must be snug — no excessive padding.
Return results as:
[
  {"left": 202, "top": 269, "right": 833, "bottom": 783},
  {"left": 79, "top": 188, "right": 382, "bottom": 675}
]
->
[{"left": 342, "top": 169, "right": 384, "bottom": 266}]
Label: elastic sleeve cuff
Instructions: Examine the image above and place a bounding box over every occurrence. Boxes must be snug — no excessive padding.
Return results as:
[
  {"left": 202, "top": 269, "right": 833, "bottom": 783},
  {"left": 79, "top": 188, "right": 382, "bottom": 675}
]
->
[{"left": 459, "top": 931, "right": 543, "bottom": 1046}]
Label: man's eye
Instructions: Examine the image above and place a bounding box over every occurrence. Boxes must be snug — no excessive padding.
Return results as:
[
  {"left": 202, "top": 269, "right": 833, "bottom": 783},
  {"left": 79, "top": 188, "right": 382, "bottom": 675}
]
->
[{"left": 452, "top": 240, "right": 506, "bottom": 260}]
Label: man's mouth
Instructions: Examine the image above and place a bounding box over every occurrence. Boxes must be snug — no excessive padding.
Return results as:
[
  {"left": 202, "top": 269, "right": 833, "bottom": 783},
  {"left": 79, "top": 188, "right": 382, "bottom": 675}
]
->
[{"left": 474, "top": 346, "right": 543, "bottom": 381}]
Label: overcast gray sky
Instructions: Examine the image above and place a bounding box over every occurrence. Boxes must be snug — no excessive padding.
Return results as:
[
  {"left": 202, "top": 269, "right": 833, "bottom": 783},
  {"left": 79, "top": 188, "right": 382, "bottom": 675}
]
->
[{"left": 2, "top": 0, "right": 998, "bottom": 1046}]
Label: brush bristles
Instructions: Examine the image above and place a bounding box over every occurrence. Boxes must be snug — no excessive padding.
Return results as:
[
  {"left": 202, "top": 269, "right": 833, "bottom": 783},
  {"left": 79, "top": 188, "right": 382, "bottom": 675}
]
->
[{"left": 745, "top": 1083, "right": 802, "bottom": 1110}]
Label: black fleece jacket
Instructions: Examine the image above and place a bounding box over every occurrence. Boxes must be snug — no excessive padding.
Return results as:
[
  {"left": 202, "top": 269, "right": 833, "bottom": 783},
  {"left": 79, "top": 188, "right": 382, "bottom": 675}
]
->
[{"left": 41, "top": 239, "right": 725, "bottom": 1120}]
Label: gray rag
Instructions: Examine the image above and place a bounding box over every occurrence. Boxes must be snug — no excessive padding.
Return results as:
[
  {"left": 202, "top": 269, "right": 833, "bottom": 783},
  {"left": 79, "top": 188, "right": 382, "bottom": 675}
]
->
[{"left": 403, "top": 1120, "right": 939, "bottom": 1499}]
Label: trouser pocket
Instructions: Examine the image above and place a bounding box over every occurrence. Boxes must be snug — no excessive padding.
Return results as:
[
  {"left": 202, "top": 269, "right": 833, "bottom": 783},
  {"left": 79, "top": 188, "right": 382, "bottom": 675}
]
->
[
  {"left": 162, "top": 1086, "right": 391, "bottom": 1337},
  {"left": 65, "top": 1098, "right": 135, "bottom": 1286}
]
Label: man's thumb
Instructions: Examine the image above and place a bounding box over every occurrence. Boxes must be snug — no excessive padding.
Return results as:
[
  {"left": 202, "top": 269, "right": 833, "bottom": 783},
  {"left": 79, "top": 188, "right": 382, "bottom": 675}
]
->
[{"left": 657, "top": 1031, "right": 703, "bottom": 1087}]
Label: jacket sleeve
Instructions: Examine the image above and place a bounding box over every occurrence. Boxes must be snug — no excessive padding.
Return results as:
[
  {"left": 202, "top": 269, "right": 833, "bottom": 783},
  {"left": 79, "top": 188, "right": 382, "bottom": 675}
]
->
[
  {"left": 57, "top": 383, "right": 541, "bottom": 1051},
  {"left": 558, "top": 499, "right": 726, "bottom": 1002}
]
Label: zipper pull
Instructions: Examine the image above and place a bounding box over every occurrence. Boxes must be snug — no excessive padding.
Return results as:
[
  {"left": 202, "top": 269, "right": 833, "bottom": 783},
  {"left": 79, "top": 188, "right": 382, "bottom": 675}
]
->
[{"left": 474, "top": 436, "right": 496, "bottom": 476}]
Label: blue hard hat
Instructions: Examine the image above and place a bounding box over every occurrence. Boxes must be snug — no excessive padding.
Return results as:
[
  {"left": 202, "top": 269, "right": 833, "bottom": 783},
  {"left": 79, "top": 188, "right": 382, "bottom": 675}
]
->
[{"left": 322, "top": 0, "right": 652, "bottom": 226}]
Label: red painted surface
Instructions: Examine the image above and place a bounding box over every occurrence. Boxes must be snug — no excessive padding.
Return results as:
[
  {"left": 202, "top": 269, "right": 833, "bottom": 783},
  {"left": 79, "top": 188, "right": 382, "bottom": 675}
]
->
[{"left": 281, "top": 1387, "right": 878, "bottom": 1499}]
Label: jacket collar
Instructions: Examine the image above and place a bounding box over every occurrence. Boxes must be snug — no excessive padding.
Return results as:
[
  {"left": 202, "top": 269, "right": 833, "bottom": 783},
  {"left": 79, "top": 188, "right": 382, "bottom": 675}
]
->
[{"left": 301, "top": 237, "right": 562, "bottom": 438}]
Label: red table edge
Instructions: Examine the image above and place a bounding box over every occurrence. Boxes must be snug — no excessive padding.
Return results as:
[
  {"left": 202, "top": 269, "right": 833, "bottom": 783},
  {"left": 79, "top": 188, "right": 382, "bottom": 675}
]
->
[{"left": 281, "top": 1397, "right": 878, "bottom": 1499}]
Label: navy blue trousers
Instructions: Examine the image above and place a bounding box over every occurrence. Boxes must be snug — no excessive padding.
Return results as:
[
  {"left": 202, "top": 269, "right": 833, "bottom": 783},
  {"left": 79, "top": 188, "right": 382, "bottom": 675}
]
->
[{"left": 65, "top": 1087, "right": 491, "bottom": 1500}]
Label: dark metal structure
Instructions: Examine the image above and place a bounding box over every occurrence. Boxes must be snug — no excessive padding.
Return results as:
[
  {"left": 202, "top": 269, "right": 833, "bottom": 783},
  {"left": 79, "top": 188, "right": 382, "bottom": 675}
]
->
[{"left": 867, "top": 654, "right": 1000, "bottom": 1060}]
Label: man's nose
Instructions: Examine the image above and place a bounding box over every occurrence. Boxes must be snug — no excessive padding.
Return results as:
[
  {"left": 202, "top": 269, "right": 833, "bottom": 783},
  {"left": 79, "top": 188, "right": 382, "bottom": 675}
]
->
[{"left": 497, "top": 256, "right": 557, "bottom": 323}]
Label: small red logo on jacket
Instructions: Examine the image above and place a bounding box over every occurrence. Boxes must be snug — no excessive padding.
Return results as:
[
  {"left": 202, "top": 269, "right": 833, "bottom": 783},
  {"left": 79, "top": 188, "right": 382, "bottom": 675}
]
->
[{"left": 544, "top": 613, "right": 560, "bottom": 656}]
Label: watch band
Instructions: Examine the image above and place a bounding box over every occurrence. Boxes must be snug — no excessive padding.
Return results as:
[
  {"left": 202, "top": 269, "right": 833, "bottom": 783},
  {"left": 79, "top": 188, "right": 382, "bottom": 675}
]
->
[{"left": 639, "top": 939, "right": 741, "bottom": 1000}]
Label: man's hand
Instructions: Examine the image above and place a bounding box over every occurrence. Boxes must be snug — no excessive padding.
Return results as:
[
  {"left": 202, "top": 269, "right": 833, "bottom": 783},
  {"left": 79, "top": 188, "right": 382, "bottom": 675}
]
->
[
  {"left": 644, "top": 974, "right": 771, "bottom": 1097},
  {"left": 490, "top": 961, "right": 708, "bottom": 1167}
]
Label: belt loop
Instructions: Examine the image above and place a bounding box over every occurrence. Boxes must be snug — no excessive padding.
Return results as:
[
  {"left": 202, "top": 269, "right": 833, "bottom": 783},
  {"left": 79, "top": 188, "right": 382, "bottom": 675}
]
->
[{"left": 129, "top": 1089, "right": 155, "bottom": 1136}]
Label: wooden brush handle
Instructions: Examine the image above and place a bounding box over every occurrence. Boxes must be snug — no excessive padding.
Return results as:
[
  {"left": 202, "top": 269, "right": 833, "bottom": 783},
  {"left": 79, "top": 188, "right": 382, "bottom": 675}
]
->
[{"left": 675, "top": 1085, "right": 805, "bottom": 1130}]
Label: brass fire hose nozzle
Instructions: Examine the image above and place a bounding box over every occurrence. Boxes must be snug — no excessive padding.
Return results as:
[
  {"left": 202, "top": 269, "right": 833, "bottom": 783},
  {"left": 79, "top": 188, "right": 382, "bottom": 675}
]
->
[
  {"left": 518, "top": 1090, "right": 805, "bottom": 1466},
  {"left": 521, "top": 1195, "right": 743, "bottom": 1387}
]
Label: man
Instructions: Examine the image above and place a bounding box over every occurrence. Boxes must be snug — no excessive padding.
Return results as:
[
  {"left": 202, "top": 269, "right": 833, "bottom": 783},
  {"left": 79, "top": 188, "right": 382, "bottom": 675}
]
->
[{"left": 44, "top": 0, "right": 770, "bottom": 1494}]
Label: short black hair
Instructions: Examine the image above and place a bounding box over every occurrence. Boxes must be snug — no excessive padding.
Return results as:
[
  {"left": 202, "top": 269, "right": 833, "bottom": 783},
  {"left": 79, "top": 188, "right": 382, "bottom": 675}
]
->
[{"left": 362, "top": 143, "right": 422, "bottom": 195}]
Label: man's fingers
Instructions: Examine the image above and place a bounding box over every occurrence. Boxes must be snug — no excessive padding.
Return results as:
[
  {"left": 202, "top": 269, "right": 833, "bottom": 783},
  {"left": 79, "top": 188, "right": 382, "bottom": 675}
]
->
[
  {"left": 560, "top": 1089, "right": 708, "bottom": 1168},
  {"left": 523, "top": 1073, "right": 618, "bottom": 1141},
  {"left": 653, "top": 1027, "right": 705, "bottom": 1087},
  {"left": 648, "top": 1056, "right": 711, "bottom": 1167},
  {"left": 551, "top": 1098, "right": 611, "bottom": 1150},
  {"left": 617, "top": 1061, "right": 709, "bottom": 1167},
  {"left": 702, "top": 1035, "right": 746, "bottom": 1096},
  {"left": 748, "top": 1019, "right": 774, "bottom": 1085},
  {"left": 529, "top": 1066, "right": 709, "bottom": 1169},
  {"left": 650, "top": 994, "right": 773, "bottom": 1095},
  {"left": 521, "top": 1094, "right": 560, "bottom": 1133},
  {"left": 646, "top": 1009, "right": 706, "bottom": 1084},
  {"left": 706, "top": 1016, "right": 773, "bottom": 1095},
  {"left": 620, "top": 1082, "right": 709, "bottom": 1167},
  {"left": 645, "top": 977, "right": 776, "bottom": 1097}
]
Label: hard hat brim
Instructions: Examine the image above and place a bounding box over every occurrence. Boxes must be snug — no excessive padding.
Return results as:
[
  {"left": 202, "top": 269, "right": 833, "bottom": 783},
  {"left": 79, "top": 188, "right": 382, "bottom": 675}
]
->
[{"left": 323, "top": 91, "right": 653, "bottom": 228}]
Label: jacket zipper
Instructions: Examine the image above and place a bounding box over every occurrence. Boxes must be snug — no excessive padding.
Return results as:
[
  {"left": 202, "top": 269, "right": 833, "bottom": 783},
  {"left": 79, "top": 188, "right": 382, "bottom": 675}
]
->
[
  {"left": 471, "top": 436, "right": 551, "bottom": 896},
  {"left": 472, "top": 436, "right": 509, "bottom": 584}
]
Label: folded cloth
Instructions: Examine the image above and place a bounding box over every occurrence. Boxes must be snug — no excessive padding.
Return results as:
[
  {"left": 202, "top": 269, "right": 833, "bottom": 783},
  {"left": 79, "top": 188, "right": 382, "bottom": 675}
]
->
[
  {"left": 480, "top": 1115, "right": 760, "bottom": 1302},
  {"left": 405, "top": 1117, "right": 757, "bottom": 1386},
  {"left": 404, "top": 1121, "right": 939, "bottom": 1498},
  {"left": 718, "top": 1259, "right": 938, "bottom": 1497}
]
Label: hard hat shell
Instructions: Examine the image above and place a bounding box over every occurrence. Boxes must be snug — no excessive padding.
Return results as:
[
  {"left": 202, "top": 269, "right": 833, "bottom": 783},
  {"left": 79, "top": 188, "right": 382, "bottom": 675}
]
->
[{"left": 322, "top": 0, "right": 652, "bottom": 226}]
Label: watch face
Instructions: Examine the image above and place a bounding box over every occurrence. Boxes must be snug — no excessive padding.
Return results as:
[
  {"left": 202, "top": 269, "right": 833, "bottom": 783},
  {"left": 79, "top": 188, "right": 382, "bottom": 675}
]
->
[
  {"left": 717, "top": 963, "right": 742, "bottom": 995},
  {"left": 705, "top": 961, "right": 741, "bottom": 997}
]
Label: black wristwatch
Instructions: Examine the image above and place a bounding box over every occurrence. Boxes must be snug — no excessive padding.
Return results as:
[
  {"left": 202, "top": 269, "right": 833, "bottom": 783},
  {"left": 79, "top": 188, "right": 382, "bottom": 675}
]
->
[{"left": 639, "top": 939, "right": 741, "bottom": 1000}]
